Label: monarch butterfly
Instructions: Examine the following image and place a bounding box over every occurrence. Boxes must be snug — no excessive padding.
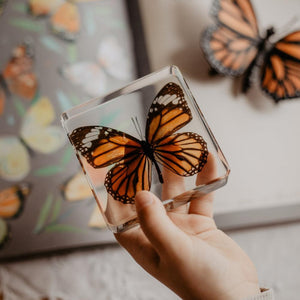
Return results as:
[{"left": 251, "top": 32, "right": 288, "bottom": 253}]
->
[
  {"left": 0, "top": 43, "right": 38, "bottom": 115},
  {"left": 70, "top": 82, "right": 208, "bottom": 204},
  {"left": 201, "top": 0, "right": 300, "bottom": 102}
]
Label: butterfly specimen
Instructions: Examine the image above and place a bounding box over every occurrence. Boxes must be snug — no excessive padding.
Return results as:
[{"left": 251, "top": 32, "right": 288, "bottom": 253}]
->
[
  {"left": 201, "top": 0, "right": 300, "bottom": 102},
  {"left": 0, "top": 43, "right": 38, "bottom": 115},
  {"left": 61, "top": 36, "right": 133, "bottom": 98},
  {"left": 0, "top": 183, "right": 31, "bottom": 248},
  {"left": 28, "top": 0, "right": 80, "bottom": 41},
  {"left": 69, "top": 82, "right": 208, "bottom": 204},
  {"left": 0, "top": 97, "right": 66, "bottom": 181}
]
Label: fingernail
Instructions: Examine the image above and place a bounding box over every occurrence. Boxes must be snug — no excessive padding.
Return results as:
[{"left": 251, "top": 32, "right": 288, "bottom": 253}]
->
[{"left": 135, "top": 191, "right": 153, "bottom": 211}]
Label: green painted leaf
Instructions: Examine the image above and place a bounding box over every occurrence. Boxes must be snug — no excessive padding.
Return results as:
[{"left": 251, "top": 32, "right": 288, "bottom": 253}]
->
[
  {"left": 40, "top": 36, "right": 63, "bottom": 55},
  {"left": 34, "top": 194, "right": 53, "bottom": 234},
  {"left": 12, "top": 97, "right": 25, "bottom": 117},
  {"left": 60, "top": 147, "right": 74, "bottom": 166},
  {"left": 34, "top": 165, "right": 63, "bottom": 176},
  {"left": 44, "top": 224, "right": 87, "bottom": 234},
  {"left": 12, "top": 2, "right": 27, "bottom": 13},
  {"left": 9, "top": 19, "right": 43, "bottom": 32},
  {"left": 50, "top": 196, "right": 62, "bottom": 223},
  {"left": 31, "top": 90, "right": 40, "bottom": 105}
]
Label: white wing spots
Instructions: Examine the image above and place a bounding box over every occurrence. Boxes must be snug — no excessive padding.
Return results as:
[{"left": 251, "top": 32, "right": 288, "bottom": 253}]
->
[
  {"left": 155, "top": 93, "right": 182, "bottom": 106},
  {"left": 83, "top": 141, "right": 92, "bottom": 148},
  {"left": 81, "top": 127, "right": 102, "bottom": 148}
]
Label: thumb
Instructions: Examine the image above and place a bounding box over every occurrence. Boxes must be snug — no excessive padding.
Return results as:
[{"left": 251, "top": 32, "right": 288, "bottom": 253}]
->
[{"left": 135, "top": 191, "right": 188, "bottom": 256}]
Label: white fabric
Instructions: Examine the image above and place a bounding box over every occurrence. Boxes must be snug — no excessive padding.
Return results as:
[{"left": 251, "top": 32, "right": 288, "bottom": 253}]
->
[
  {"left": 0, "top": 246, "right": 179, "bottom": 300},
  {"left": 245, "top": 289, "right": 274, "bottom": 300}
]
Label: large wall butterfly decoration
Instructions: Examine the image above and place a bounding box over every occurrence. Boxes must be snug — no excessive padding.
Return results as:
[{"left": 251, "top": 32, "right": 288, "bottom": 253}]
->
[
  {"left": 201, "top": 0, "right": 300, "bottom": 102},
  {"left": 69, "top": 82, "right": 208, "bottom": 204}
]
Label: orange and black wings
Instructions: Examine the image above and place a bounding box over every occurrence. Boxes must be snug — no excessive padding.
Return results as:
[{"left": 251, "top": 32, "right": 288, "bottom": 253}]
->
[
  {"left": 69, "top": 126, "right": 143, "bottom": 168},
  {"left": 202, "top": 0, "right": 260, "bottom": 76},
  {"left": 146, "top": 82, "right": 208, "bottom": 176},
  {"left": 69, "top": 126, "right": 152, "bottom": 204},
  {"left": 146, "top": 82, "right": 192, "bottom": 144},
  {"left": 2, "top": 44, "right": 38, "bottom": 100},
  {"left": 105, "top": 154, "right": 152, "bottom": 204},
  {"left": 0, "top": 183, "right": 30, "bottom": 219},
  {"left": 70, "top": 83, "right": 209, "bottom": 204},
  {"left": 261, "top": 31, "right": 300, "bottom": 101},
  {"left": 154, "top": 132, "right": 208, "bottom": 176}
]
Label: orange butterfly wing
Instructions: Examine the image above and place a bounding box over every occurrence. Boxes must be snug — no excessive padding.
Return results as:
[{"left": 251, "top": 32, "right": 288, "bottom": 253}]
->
[
  {"left": 105, "top": 154, "right": 152, "bottom": 204},
  {"left": 70, "top": 126, "right": 143, "bottom": 168},
  {"left": 70, "top": 83, "right": 208, "bottom": 204},
  {"left": 202, "top": 0, "right": 260, "bottom": 76},
  {"left": 154, "top": 132, "right": 208, "bottom": 176},
  {"left": 261, "top": 31, "right": 300, "bottom": 101},
  {"left": 0, "top": 183, "right": 30, "bottom": 219},
  {"left": 146, "top": 82, "right": 192, "bottom": 144},
  {"left": 69, "top": 126, "right": 152, "bottom": 204},
  {"left": 146, "top": 82, "right": 208, "bottom": 176},
  {"left": 51, "top": 2, "right": 80, "bottom": 41},
  {"left": 2, "top": 44, "right": 38, "bottom": 100}
]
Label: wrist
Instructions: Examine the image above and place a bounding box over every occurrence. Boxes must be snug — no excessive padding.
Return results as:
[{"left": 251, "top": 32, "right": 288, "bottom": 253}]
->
[{"left": 225, "top": 282, "right": 261, "bottom": 300}]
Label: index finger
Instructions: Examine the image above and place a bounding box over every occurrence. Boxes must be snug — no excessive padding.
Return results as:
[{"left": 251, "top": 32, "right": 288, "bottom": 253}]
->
[{"left": 188, "top": 153, "right": 217, "bottom": 217}]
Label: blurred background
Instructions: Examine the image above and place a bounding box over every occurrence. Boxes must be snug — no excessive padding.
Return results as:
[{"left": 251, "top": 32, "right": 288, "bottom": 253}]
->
[{"left": 1, "top": 0, "right": 300, "bottom": 299}]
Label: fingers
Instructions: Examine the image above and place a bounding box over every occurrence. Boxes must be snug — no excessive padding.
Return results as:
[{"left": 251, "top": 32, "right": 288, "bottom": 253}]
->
[
  {"left": 115, "top": 226, "right": 160, "bottom": 274},
  {"left": 188, "top": 154, "right": 217, "bottom": 217},
  {"left": 134, "top": 190, "right": 189, "bottom": 257},
  {"left": 162, "top": 168, "right": 187, "bottom": 213}
]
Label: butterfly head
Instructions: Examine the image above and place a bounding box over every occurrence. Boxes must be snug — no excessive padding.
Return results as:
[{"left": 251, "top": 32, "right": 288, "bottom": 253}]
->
[{"left": 266, "top": 27, "right": 275, "bottom": 39}]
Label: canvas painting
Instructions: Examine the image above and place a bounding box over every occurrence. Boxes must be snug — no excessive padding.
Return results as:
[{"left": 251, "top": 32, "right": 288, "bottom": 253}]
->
[{"left": 0, "top": 0, "right": 144, "bottom": 260}]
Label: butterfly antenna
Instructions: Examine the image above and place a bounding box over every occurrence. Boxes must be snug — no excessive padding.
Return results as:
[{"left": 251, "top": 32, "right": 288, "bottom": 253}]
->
[{"left": 131, "top": 117, "right": 143, "bottom": 140}]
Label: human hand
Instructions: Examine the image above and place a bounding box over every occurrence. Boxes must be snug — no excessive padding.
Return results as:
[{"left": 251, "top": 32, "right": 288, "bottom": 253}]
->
[{"left": 115, "top": 157, "right": 261, "bottom": 300}]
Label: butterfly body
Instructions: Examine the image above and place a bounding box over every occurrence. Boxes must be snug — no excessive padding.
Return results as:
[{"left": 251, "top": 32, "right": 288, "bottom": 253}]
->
[
  {"left": 241, "top": 27, "right": 275, "bottom": 93},
  {"left": 140, "top": 139, "right": 164, "bottom": 184},
  {"left": 202, "top": 0, "right": 300, "bottom": 102},
  {"left": 70, "top": 82, "right": 208, "bottom": 204}
]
